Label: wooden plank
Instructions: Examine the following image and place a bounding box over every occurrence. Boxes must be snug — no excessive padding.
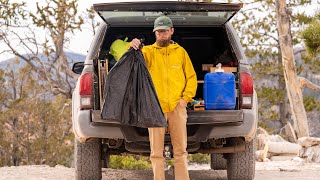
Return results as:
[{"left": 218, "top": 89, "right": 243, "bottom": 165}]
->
[
  {"left": 98, "top": 60, "right": 103, "bottom": 111},
  {"left": 210, "top": 67, "right": 237, "bottom": 73},
  {"left": 99, "top": 59, "right": 108, "bottom": 111}
]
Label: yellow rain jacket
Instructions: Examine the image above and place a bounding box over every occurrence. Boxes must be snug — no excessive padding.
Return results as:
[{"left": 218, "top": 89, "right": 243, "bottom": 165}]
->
[{"left": 141, "top": 42, "right": 197, "bottom": 113}]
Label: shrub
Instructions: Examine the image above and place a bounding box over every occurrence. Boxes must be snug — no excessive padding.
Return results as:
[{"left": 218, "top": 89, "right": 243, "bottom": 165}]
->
[
  {"left": 109, "top": 155, "right": 152, "bottom": 170},
  {"left": 187, "top": 153, "right": 210, "bottom": 164},
  {"left": 303, "top": 96, "right": 320, "bottom": 112},
  {"left": 108, "top": 153, "right": 211, "bottom": 170}
]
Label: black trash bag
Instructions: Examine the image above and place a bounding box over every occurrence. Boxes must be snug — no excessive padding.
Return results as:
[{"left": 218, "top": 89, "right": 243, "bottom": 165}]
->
[{"left": 101, "top": 48, "right": 167, "bottom": 128}]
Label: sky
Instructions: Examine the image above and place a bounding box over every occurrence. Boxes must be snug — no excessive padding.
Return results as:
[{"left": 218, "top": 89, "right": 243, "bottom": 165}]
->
[
  {"left": 0, "top": 0, "right": 319, "bottom": 62},
  {"left": 0, "top": 0, "right": 182, "bottom": 61}
]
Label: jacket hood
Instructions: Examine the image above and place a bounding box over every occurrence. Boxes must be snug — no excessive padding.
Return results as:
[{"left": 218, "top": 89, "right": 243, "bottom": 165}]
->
[{"left": 151, "top": 41, "right": 180, "bottom": 49}]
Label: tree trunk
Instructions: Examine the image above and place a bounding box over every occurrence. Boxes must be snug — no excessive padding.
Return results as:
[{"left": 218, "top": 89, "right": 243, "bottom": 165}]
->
[
  {"left": 41, "top": 117, "right": 47, "bottom": 164},
  {"left": 27, "top": 117, "right": 30, "bottom": 164},
  {"left": 41, "top": 95, "right": 47, "bottom": 164},
  {"left": 12, "top": 117, "right": 19, "bottom": 166},
  {"left": 275, "top": 0, "right": 309, "bottom": 138},
  {"left": 278, "top": 50, "right": 288, "bottom": 126},
  {"left": 267, "top": 141, "right": 301, "bottom": 154},
  {"left": 10, "top": 72, "right": 19, "bottom": 165}
]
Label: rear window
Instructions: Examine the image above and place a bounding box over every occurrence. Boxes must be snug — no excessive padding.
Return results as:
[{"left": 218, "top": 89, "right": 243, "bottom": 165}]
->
[
  {"left": 94, "top": 2, "right": 242, "bottom": 26},
  {"left": 99, "top": 11, "right": 237, "bottom": 24}
]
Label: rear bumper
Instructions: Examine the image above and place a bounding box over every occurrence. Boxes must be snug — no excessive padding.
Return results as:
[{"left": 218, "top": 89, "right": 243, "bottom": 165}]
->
[
  {"left": 207, "top": 109, "right": 257, "bottom": 141},
  {"left": 73, "top": 109, "right": 257, "bottom": 143},
  {"left": 187, "top": 110, "right": 243, "bottom": 124},
  {"left": 73, "top": 110, "right": 124, "bottom": 143}
]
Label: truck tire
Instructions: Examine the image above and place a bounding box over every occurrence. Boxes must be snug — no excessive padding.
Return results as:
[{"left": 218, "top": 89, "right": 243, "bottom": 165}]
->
[
  {"left": 210, "top": 153, "right": 227, "bottom": 170},
  {"left": 227, "top": 138, "right": 255, "bottom": 180},
  {"left": 75, "top": 138, "right": 102, "bottom": 180}
]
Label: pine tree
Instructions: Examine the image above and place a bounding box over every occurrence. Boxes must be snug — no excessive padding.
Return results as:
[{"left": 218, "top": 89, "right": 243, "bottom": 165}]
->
[
  {"left": 301, "top": 12, "right": 320, "bottom": 73},
  {"left": 0, "top": 63, "right": 74, "bottom": 166}
]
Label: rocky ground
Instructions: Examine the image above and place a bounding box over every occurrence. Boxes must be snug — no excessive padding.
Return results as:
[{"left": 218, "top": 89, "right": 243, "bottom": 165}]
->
[{"left": 1, "top": 160, "right": 320, "bottom": 180}]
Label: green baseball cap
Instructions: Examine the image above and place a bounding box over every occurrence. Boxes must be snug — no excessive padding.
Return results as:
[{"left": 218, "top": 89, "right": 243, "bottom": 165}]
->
[{"left": 153, "top": 16, "right": 173, "bottom": 32}]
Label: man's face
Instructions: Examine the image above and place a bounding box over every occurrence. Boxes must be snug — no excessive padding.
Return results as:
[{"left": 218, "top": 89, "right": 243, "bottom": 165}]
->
[{"left": 155, "top": 28, "right": 174, "bottom": 47}]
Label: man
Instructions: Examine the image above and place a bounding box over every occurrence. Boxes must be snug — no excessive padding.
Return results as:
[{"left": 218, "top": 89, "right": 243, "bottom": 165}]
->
[{"left": 130, "top": 16, "right": 197, "bottom": 180}]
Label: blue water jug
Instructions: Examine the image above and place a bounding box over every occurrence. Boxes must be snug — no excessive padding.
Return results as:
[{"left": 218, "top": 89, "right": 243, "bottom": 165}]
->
[{"left": 204, "top": 72, "right": 236, "bottom": 110}]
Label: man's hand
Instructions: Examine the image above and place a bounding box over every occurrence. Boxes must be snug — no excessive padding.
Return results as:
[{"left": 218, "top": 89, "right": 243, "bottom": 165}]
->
[
  {"left": 130, "top": 38, "right": 141, "bottom": 50},
  {"left": 179, "top": 99, "right": 187, "bottom": 107}
]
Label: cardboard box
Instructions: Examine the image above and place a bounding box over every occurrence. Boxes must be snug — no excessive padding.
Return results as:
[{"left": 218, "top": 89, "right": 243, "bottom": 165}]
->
[{"left": 202, "top": 64, "right": 214, "bottom": 71}]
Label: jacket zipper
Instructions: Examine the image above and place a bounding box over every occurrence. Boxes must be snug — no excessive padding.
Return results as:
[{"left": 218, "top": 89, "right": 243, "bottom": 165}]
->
[{"left": 166, "top": 47, "right": 170, "bottom": 112}]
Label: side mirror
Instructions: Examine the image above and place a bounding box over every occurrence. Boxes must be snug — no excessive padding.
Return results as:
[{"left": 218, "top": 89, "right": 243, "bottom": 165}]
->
[{"left": 72, "top": 62, "right": 84, "bottom": 74}]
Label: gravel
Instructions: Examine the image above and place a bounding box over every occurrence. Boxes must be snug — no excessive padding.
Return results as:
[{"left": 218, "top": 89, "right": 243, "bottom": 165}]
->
[{"left": 1, "top": 160, "right": 320, "bottom": 180}]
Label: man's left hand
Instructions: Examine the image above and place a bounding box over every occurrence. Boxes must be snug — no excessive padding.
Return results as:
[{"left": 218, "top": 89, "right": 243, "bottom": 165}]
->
[{"left": 179, "top": 99, "right": 187, "bottom": 107}]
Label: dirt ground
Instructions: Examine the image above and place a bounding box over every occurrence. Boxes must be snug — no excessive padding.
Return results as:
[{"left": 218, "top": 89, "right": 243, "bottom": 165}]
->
[{"left": 0, "top": 161, "right": 320, "bottom": 180}]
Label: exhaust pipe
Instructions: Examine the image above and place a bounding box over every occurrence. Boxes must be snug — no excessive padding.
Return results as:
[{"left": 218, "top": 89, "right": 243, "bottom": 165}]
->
[
  {"left": 198, "top": 144, "right": 245, "bottom": 154},
  {"left": 103, "top": 139, "right": 123, "bottom": 149}
]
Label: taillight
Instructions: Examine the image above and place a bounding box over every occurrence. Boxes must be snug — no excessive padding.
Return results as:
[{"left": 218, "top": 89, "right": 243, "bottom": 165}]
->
[
  {"left": 79, "top": 72, "right": 93, "bottom": 109},
  {"left": 240, "top": 72, "right": 253, "bottom": 109}
]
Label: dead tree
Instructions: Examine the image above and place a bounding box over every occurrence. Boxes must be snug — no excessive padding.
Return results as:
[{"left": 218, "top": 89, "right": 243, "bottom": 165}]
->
[{"left": 275, "top": 0, "right": 320, "bottom": 138}]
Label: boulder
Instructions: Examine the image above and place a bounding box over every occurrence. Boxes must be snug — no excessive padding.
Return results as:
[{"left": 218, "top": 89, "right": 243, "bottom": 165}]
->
[
  {"left": 297, "top": 137, "right": 320, "bottom": 147},
  {"left": 299, "top": 144, "right": 320, "bottom": 163}
]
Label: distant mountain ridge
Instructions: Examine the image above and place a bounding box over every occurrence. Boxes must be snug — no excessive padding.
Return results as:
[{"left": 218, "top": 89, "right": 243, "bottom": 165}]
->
[{"left": 0, "top": 52, "right": 86, "bottom": 71}]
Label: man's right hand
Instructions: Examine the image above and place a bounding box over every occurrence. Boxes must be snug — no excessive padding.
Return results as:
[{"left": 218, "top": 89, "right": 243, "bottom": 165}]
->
[{"left": 130, "top": 38, "right": 142, "bottom": 50}]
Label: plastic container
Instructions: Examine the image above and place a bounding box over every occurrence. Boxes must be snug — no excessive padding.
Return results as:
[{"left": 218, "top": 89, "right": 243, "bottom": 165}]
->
[{"left": 204, "top": 71, "right": 236, "bottom": 110}]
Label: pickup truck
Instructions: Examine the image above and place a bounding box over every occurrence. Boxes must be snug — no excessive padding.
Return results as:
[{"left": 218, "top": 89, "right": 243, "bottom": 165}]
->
[{"left": 72, "top": 1, "right": 258, "bottom": 180}]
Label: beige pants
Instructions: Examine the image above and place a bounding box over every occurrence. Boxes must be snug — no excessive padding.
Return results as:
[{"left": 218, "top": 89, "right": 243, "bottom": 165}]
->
[{"left": 148, "top": 103, "right": 190, "bottom": 180}]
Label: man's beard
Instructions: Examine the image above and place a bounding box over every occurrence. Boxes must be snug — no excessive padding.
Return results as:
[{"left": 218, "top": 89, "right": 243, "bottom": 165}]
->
[{"left": 156, "top": 37, "right": 171, "bottom": 47}]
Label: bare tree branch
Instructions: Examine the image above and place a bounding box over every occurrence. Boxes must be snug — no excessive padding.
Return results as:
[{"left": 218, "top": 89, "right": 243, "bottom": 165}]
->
[
  {"left": 261, "top": 32, "right": 279, "bottom": 43},
  {"left": 299, "top": 77, "right": 320, "bottom": 92},
  {"left": 247, "top": 44, "right": 278, "bottom": 47}
]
